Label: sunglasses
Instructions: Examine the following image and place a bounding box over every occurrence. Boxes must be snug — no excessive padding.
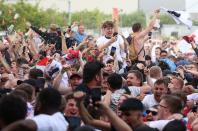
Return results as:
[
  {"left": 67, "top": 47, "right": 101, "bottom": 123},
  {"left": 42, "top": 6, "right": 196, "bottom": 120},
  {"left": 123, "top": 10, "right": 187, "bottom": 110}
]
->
[{"left": 146, "top": 110, "right": 158, "bottom": 116}]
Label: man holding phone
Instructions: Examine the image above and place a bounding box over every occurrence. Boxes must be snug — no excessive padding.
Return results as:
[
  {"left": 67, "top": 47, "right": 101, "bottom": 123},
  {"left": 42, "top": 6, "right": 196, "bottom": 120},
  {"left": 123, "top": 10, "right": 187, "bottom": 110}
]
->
[
  {"left": 96, "top": 21, "right": 125, "bottom": 63},
  {"left": 75, "top": 61, "right": 104, "bottom": 118}
]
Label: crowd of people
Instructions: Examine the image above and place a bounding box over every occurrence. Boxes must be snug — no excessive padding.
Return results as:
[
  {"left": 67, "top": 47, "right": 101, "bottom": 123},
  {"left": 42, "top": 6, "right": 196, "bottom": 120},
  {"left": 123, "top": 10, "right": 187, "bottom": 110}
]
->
[{"left": 0, "top": 9, "right": 198, "bottom": 131}]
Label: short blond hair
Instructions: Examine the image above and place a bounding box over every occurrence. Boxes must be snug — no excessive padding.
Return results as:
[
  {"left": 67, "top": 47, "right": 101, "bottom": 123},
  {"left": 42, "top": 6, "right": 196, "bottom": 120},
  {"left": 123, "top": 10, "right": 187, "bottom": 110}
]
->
[{"left": 150, "top": 66, "right": 162, "bottom": 79}]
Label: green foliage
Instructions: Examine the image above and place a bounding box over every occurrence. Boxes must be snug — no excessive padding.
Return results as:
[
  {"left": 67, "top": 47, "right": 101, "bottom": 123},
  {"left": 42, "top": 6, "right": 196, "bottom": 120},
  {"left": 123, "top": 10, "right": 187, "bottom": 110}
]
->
[
  {"left": 0, "top": 1, "right": 66, "bottom": 31},
  {"left": 193, "top": 20, "right": 198, "bottom": 26},
  {"left": 71, "top": 9, "right": 111, "bottom": 29},
  {"left": 0, "top": 1, "right": 148, "bottom": 31},
  {"left": 120, "top": 11, "right": 146, "bottom": 27},
  {"left": 159, "top": 14, "right": 176, "bottom": 24}
]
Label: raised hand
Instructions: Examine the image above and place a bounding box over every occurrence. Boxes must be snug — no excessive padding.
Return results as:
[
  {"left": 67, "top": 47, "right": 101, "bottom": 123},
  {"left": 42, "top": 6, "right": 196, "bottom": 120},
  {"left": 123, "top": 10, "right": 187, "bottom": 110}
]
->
[
  {"left": 61, "top": 64, "right": 70, "bottom": 74},
  {"left": 108, "top": 36, "right": 117, "bottom": 44},
  {"left": 73, "top": 91, "right": 86, "bottom": 102},
  {"left": 26, "top": 22, "right": 31, "bottom": 28}
]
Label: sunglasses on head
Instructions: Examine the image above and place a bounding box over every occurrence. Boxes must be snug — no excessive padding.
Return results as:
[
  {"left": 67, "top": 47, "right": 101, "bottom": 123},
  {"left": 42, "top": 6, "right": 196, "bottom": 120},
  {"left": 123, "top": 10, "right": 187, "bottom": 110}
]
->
[{"left": 146, "top": 110, "right": 158, "bottom": 116}]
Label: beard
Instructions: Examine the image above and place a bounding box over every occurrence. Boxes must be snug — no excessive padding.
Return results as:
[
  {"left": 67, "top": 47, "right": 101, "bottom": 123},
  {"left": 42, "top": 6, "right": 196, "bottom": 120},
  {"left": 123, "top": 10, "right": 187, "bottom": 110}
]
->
[{"left": 127, "top": 81, "right": 133, "bottom": 86}]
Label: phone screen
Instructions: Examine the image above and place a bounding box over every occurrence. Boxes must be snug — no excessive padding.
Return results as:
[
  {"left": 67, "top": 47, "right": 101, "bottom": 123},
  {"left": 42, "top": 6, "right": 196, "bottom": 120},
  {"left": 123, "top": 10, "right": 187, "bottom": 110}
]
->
[
  {"left": 148, "top": 32, "right": 152, "bottom": 39},
  {"left": 110, "top": 46, "right": 116, "bottom": 56},
  {"left": 66, "top": 116, "right": 81, "bottom": 130},
  {"left": 113, "top": 32, "right": 118, "bottom": 37},
  {"left": 91, "top": 88, "right": 101, "bottom": 107}
]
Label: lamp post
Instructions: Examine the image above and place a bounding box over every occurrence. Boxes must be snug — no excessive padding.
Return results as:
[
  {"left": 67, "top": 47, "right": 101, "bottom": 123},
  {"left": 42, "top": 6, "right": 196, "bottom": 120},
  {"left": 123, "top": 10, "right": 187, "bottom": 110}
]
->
[
  {"left": 119, "top": 9, "right": 123, "bottom": 29},
  {"left": 67, "top": 0, "right": 71, "bottom": 25}
]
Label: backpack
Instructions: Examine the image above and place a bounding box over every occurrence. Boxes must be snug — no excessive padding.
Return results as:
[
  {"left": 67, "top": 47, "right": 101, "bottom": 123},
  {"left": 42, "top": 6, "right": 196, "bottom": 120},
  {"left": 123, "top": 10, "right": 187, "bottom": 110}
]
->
[
  {"left": 128, "top": 34, "right": 144, "bottom": 62},
  {"left": 128, "top": 34, "right": 138, "bottom": 61}
]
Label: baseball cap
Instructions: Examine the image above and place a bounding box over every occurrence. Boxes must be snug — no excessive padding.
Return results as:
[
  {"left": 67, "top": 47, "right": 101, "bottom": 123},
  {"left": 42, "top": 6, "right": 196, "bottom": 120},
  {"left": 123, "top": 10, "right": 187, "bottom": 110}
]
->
[{"left": 69, "top": 73, "right": 82, "bottom": 79}]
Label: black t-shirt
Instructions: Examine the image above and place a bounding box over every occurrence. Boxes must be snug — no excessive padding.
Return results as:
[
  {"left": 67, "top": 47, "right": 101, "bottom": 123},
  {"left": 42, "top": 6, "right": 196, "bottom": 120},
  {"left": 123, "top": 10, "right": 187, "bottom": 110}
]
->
[
  {"left": 135, "top": 125, "right": 159, "bottom": 131},
  {"left": 75, "top": 83, "right": 101, "bottom": 119},
  {"left": 66, "top": 37, "right": 77, "bottom": 48},
  {"left": 75, "top": 83, "right": 92, "bottom": 107}
]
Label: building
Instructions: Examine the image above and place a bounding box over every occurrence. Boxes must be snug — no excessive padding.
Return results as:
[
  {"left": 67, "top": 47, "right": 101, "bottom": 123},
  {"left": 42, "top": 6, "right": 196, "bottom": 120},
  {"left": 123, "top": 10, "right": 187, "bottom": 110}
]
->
[
  {"left": 138, "top": 0, "right": 186, "bottom": 14},
  {"left": 138, "top": 0, "right": 198, "bottom": 19}
]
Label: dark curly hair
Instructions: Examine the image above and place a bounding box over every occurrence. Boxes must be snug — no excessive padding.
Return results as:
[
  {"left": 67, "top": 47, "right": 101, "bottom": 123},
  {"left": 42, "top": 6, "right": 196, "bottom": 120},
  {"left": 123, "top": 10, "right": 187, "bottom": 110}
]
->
[{"left": 0, "top": 94, "right": 27, "bottom": 126}]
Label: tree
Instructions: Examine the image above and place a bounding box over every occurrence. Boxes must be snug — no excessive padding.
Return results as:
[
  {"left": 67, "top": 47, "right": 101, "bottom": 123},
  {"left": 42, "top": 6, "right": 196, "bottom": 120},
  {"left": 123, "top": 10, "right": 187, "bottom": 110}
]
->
[
  {"left": 0, "top": 1, "right": 66, "bottom": 31},
  {"left": 121, "top": 11, "right": 146, "bottom": 27},
  {"left": 71, "top": 9, "right": 111, "bottom": 29},
  {"left": 193, "top": 20, "right": 198, "bottom": 26},
  {"left": 159, "top": 14, "right": 176, "bottom": 25}
]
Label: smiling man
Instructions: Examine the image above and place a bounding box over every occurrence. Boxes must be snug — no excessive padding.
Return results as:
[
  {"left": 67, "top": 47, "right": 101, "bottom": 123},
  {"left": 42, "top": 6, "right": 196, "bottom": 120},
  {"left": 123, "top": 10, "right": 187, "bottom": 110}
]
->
[
  {"left": 96, "top": 21, "right": 125, "bottom": 63},
  {"left": 142, "top": 78, "right": 168, "bottom": 110},
  {"left": 127, "top": 70, "right": 143, "bottom": 87}
]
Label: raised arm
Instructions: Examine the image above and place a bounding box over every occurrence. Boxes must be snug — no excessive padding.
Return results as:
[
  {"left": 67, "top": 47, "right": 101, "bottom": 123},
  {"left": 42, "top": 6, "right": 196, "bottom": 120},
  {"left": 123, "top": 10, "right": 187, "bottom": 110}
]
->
[
  {"left": 74, "top": 37, "right": 88, "bottom": 51},
  {"left": 102, "top": 90, "right": 112, "bottom": 106},
  {"left": 30, "top": 26, "right": 48, "bottom": 41},
  {"left": 137, "top": 9, "right": 160, "bottom": 39},
  {"left": 144, "top": 68, "right": 154, "bottom": 88},
  {"left": 53, "top": 66, "right": 72, "bottom": 94},
  {"left": 74, "top": 92, "right": 111, "bottom": 131},
  {"left": 60, "top": 31, "right": 67, "bottom": 52},
  {"left": 0, "top": 52, "right": 11, "bottom": 73},
  {"left": 98, "top": 101, "right": 132, "bottom": 131},
  {"left": 98, "top": 37, "right": 117, "bottom": 51},
  {"left": 190, "top": 41, "right": 198, "bottom": 56},
  {"left": 27, "top": 34, "right": 39, "bottom": 60}
]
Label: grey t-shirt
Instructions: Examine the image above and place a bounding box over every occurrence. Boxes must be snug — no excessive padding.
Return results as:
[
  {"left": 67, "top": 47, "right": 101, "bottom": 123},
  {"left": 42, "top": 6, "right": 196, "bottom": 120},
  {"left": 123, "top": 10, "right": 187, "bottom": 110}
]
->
[{"left": 110, "top": 86, "right": 141, "bottom": 111}]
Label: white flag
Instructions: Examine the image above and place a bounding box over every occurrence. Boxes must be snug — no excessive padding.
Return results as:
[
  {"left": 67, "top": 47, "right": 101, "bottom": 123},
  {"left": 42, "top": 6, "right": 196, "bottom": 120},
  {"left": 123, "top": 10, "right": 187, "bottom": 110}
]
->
[{"left": 160, "top": 7, "right": 193, "bottom": 29}]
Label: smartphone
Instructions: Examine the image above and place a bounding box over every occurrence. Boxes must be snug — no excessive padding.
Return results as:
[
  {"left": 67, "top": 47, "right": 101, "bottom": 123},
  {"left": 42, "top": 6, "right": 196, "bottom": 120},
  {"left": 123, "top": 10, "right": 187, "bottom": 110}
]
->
[
  {"left": 123, "top": 86, "right": 131, "bottom": 95},
  {"left": 148, "top": 32, "right": 152, "bottom": 39},
  {"left": 110, "top": 46, "right": 116, "bottom": 56},
  {"left": 113, "top": 32, "right": 118, "bottom": 37},
  {"left": 71, "top": 41, "right": 77, "bottom": 46},
  {"left": 65, "top": 116, "right": 81, "bottom": 130},
  {"left": 88, "top": 36, "right": 94, "bottom": 41},
  {"left": 91, "top": 88, "right": 101, "bottom": 107},
  {"left": 172, "top": 71, "right": 179, "bottom": 75}
]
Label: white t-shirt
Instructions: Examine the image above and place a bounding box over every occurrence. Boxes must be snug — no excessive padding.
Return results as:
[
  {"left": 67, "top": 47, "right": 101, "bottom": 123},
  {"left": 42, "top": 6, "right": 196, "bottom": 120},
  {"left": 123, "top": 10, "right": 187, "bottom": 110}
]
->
[
  {"left": 151, "top": 45, "right": 160, "bottom": 63},
  {"left": 128, "top": 86, "right": 141, "bottom": 97},
  {"left": 32, "top": 112, "right": 68, "bottom": 131},
  {"left": 187, "top": 93, "right": 198, "bottom": 102},
  {"left": 147, "top": 120, "right": 171, "bottom": 131},
  {"left": 96, "top": 35, "right": 124, "bottom": 62},
  {"left": 26, "top": 102, "right": 34, "bottom": 119},
  {"left": 59, "top": 72, "right": 70, "bottom": 90},
  {"left": 142, "top": 94, "right": 158, "bottom": 110}
]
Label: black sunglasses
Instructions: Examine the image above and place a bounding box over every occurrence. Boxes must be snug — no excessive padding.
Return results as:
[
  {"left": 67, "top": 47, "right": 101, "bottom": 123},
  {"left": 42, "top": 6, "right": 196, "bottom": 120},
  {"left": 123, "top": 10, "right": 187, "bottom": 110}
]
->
[{"left": 146, "top": 110, "right": 158, "bottom": 116}]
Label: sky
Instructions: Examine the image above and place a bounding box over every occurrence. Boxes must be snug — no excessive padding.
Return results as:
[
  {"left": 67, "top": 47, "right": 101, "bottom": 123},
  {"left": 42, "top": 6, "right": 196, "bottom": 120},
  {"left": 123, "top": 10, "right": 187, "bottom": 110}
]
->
[
  {"left": 186, "top": 0, "right": 198, "bottom": 13},
  {"left": 5, "top": 0, "right": 198, "bottom": 13},
  {"left": 37, "top": 0, "right": 138, "bottom": 14}
]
